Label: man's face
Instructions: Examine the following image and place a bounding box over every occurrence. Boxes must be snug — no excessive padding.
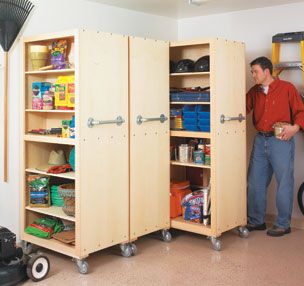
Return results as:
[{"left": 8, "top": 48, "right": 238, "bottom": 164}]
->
[{"left": 251, "top": 64, "right": 267, "bottom": 85}]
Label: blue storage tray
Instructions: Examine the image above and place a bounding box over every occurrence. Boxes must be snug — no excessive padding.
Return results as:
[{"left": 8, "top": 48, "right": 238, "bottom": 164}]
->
[
  {"left": 198, "top": 119, "right": 210, "bottom": 126},
  {"left": 183, "top": 118, "right": 197, "bottom": 125},
  {"left": 198, "top": 125, "right": 210, "bottom": 132},
  {"left": 198, "top": 111, "right": 210, "bottom": 119},
  {"left": 170, "top": 91, "right": 210, "bottom": 102},
  {"left": 183, "top": 124, "right": 199, "bottom": 131}
]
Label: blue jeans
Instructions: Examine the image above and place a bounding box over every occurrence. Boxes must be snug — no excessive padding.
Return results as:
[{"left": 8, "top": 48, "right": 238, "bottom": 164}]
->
[{"left": 247, "top": 133, "right": 295, "bottom": 229}]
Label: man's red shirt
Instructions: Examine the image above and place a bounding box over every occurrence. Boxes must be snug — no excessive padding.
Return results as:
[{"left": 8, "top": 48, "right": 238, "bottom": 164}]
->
[{"left": 246, "top": 78, "right": 304, "bottom": 132}]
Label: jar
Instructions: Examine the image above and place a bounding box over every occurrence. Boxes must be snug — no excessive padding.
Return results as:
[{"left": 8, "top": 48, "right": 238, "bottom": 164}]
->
[{"left": 178, "top": 144, "right": 193, "bottom": 163}]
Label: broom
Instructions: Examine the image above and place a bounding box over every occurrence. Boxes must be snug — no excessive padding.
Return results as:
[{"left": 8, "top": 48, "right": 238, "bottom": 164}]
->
[{"left": 0, "top": 0, "right": 34, "bottom": 182}]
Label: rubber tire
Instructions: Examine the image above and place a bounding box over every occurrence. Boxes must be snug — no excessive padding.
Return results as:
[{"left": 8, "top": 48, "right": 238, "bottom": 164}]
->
[
  {"left": 298, "top": 182, "right": 304, "bottom": 215},
  {"left": 26, "top": 254, "right": 50, "bottom": 282}
]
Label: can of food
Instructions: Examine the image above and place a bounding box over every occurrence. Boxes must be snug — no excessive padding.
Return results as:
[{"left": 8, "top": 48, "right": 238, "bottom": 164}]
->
[
  {"left": 178, "top": 144, "right": 193, "bottom": 163},
  {"left": 273, "top": 122, "right": 290, "bottom": 139},
  {"left": 194, "top": 150, "right": 204, "bottom": 164},
  {"left": 204, "top": 144, "right": 211, "bottom": 155},
  {"left": 205, "top": 154, "right": 211, "bottom": 165}
]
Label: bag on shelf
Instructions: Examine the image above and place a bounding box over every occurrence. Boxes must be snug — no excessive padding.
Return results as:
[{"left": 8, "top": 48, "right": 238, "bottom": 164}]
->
[
  {"left": 25, "top": 217, "right": 64, "bottom": 239},
  {"left": 27, "top": 175, "right": 50, "bottom": 207}
]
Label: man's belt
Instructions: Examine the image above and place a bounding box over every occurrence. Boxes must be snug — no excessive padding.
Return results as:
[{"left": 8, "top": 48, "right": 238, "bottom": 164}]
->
[{"left": 258, "top": 131, "right": 274, "bottom": 137}]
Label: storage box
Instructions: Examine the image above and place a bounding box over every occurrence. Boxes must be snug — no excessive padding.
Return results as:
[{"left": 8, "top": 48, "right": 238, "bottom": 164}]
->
[{"left": 170, "top": 181, "right": 192, "bottom": 218}]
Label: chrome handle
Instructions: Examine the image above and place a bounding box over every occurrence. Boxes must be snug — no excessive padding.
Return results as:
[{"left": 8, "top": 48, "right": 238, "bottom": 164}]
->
[
  {"left": 136, "top": 114, "right": 168, "bottom": 125},
  {"left": 87, "top": 116, "right": 125, "bottom": 128},
  {"left": 220, "top": 113, "right": 245, "bottom": 124}
]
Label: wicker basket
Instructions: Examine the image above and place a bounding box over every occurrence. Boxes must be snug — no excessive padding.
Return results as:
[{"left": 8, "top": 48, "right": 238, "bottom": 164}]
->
[{"left": 58, "top": 183, "right": 75, "bottom": 217}]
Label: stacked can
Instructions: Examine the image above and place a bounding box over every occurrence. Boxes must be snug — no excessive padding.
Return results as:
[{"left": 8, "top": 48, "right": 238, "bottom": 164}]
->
[{"left": 204, "top": 144, "right": 211, "bottom": 165}]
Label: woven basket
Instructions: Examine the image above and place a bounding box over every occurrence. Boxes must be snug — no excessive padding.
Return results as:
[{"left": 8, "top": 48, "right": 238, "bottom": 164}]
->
[{"left": 58, "top": 183, "right": 75, "bottom": 217}]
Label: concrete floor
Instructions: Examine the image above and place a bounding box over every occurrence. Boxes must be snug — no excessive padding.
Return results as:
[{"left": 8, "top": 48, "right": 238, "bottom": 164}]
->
[{"left": 21, "top": 228, "right": 304, "bottom": 286}]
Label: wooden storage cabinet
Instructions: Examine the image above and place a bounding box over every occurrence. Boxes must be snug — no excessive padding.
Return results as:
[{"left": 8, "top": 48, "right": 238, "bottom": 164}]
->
[
  {"left": 169, "top": 39, "right": 247, "bottom": 250},
  {"left": 21, "top": 30, "right": 131, "bottom": 272}
]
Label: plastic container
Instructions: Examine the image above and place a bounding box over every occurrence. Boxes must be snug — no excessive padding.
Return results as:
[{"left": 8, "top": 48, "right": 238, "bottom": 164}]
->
[
  {"left": 69, "top": 116, "right": 75, "bottom": 138},
  {"left": 30, "top": 45, "right": 48, "bottom": 70},
  {"left": 183, "top": 124, "right": 199, "bottom": 131},
  {"left": 183, "top": 117, "right": 197, "bottom": 125},
  {"left": 170, "top": 181, "right": 192, "bottom": 218}
]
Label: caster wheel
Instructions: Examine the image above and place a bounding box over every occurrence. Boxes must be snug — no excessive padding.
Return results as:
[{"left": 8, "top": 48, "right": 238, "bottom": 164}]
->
[
  {"left": 238, "top": 226, "right": 249, "bottom": 238},
  {"left": 161, "top": 230, "right": 172, "bottom": 242},
  {"left": 121, "top": 244, "right": 132, "bottom": 258},
  {"left": 22, "top": 242, "right": 34, "bottom": 255},
  {"left": 131, "top": 243, "right": 137, "bottom": 256},
  {"left": 210, "top": 237, "right": 222, "bottom": 251},
  {"left": 26, "top": 254, "right": 50, "bottom": 282},
  {"left": 76, "top": 259, "right": 89, "bottom": 274}
]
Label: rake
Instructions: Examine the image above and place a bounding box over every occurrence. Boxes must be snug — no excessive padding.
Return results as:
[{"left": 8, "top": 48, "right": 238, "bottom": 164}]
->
[{"left": 0, "top": 0, "right": 34, "bottom": 182}]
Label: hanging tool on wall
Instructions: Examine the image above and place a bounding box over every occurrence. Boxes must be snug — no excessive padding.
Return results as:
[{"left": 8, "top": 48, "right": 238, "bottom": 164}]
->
[
  {"left": 0, "top": 0, "right": 34, "bottom": 182},
  {"left": 272, "top": 31, "right": 304, "bottom": 77}
]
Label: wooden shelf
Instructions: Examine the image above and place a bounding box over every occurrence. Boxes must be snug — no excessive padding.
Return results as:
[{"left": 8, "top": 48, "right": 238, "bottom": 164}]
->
[
  {"left": 26, "top": 206, "right": 75, "bottom": 222},
  {"left": 25, "top": 109, "right": 75, "bottom": 113},
  {"left": 170, "top": 130, "right": 211, "bottom": 139},
  {"left": 171, "top": 161, "right": 211, "bottom": 169},
  {"left": 24, "top": 134, "right": 75, "bottom": 145},
  {"left": 170, "top": 102, "right": 210, "bottom": 105},
  {"left": 171, "top": 216, "right": 211, "bottom": 236},
  {"left": 25, "top": 69, "right": 75, "bottom": 75},
  {"left": 21, "top": 233, "right": 75, "bottom": 257},
  {"left": 170, "top": 72, "right": 209, "bottom": 76},
  {"left": 25, "top": 168, "right": 75, "bottom": 180}
]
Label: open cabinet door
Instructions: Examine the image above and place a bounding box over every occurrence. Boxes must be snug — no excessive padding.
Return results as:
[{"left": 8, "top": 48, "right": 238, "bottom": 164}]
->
[
  {"left": 78, "top": 31, "right": 129, "bottom": 256},
  {"left": 211, "top": 39, "right": 247, "bottom": 235},
  {"left": 129, "top": 37, "right": 170, "bottom": 240}
]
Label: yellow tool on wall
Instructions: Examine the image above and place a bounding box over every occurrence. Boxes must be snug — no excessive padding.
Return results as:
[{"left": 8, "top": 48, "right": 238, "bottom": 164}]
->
[{"left": 272, "top": 32, "right": 304, "bottom": 79}]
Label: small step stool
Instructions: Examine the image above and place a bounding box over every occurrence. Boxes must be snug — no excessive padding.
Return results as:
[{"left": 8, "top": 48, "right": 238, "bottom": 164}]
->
[{"left": 272, "top": 31, "right": 304, "bottom": 78}]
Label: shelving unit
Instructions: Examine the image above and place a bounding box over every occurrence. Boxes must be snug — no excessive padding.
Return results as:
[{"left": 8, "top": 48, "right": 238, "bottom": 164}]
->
[
  {"left": 21, "top": 29, "right": 131, "bottom": 272},
  {"left": 169, "top": 39, "right": 247, "bottom": 250}
]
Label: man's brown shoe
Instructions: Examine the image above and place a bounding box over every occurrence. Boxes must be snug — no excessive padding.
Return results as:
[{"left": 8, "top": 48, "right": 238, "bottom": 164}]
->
[
  {"left": 266, "top": 225, "right": 291, "bottom": 237},
  {"left": 246, "top": 223, "right": 266, "bottom": 232}
]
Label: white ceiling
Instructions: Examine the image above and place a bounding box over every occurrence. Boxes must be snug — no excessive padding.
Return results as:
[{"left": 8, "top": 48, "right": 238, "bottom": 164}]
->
[{"left": 87, "top": 0, "right": 304, "bottom": 19}]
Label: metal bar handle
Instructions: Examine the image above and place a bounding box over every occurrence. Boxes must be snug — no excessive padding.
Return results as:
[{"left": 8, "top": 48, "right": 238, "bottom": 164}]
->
[
  {"left": 87, "top": 116, "right": 125, "bottom": 128},
  {"left": 220, "top": 113, "right": 245, "bottom": 124},
  {"left": 137, "top": 114, "right": 168, "bottom": 125}
]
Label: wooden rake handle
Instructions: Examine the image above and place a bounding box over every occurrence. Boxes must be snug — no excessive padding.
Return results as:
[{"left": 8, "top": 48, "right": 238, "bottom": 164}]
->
[{"left": 4, "top": 51, "right": 8, "bottom": 182}]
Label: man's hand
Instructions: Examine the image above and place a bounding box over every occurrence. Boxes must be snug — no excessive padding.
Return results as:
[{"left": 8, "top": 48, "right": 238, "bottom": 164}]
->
[{"left": 280, "top": 124, "right": 300, "bottom": 140}]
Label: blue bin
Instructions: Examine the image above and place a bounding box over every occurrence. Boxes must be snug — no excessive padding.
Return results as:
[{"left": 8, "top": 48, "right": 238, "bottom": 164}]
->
[
  {"left": 198, "top": 125, "right": 210, "bottom": 132},
  {"left": 183, "top": 117, "right": 197, "bottom": 125},
  {"left": 198, "top": 111, "right": 210, "bottom": 120},
  {"left": 198, "top": 119, "right": 210, "bottom": 126},
  {"left": 183, "top": 124, "right": 199, "bottom": 131}
]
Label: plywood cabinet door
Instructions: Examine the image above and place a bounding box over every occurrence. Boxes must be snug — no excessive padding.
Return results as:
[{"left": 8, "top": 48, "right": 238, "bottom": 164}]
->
[
  {"left": 78, "top": 31, "right": 129, "bottom": 256},
  {"left": 129, "top": 37, "right": 170, "bottom": 240},
  {"left": 210, "top": 39, "right": 247, "bottom": 234}
]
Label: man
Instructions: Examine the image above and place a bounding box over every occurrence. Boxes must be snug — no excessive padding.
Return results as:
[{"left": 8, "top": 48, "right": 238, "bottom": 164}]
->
[{"left": 246, "top": 56, "right": 304, "bottom": 236}]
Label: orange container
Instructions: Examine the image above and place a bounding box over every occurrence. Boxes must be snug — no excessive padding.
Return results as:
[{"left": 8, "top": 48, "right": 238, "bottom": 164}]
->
[{"left": 170, "top": 180, "right": 192, "bottom": 218}]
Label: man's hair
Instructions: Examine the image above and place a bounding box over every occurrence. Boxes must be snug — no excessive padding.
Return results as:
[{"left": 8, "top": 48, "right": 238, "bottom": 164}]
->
[{"left": 250, "top": 56, "right": 273, "bottom": 75}]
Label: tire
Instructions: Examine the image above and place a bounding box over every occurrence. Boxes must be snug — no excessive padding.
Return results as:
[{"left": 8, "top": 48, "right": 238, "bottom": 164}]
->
[
  {"left": 26, "top": 254, "right": 50, "bottom": 282},
  {"left": 298, "top": 182, "right": 304, "bottom": 215}
]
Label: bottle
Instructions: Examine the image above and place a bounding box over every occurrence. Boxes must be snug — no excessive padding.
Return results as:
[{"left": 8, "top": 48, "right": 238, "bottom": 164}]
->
[
  {"left": 69, "top": 116, "right": 75, "bottom": 139},
  {"left": 198, "top": 139, "right": 204, "bottom": 151}
]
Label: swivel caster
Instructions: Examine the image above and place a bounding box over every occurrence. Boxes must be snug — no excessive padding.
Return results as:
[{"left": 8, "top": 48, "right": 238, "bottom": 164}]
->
[
  {"left": 210, "top": 237, "right": 222, "bottom": 251},
  {"left": 75, "top": 259, "right": 89, "bottom": 274},
  {"left": 161, "top": 229, "right": 172, "bottom": 242},
  {"left": 120, "top": 243, "right": 137, "bottom": 258},
  {"left": 22, "top": 241, "right": 34, "bottom": 255},
  {"left": 26, "top": 253, "right": 50, "bottom": 282},
  {"left": 238, "top": 226, "right": 249, "bottom": 238}
]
